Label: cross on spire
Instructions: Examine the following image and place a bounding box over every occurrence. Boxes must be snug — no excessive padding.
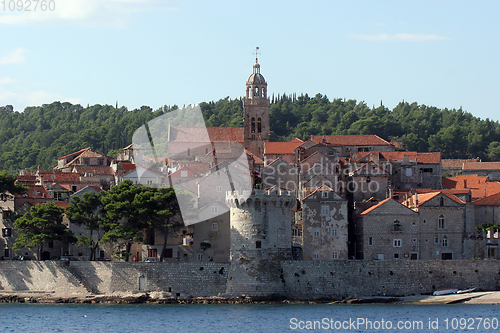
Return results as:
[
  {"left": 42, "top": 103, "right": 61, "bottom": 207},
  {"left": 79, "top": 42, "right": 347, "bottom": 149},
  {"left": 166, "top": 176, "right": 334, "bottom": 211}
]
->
[{"left": 253, "top": 47, "right": 260, "bottom": 62}]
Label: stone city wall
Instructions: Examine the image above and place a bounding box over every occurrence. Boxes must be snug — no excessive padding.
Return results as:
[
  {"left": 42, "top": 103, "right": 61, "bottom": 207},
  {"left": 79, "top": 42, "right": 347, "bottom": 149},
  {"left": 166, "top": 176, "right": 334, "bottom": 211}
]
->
[
  {"left": 1, "top": 260, "right": 499, "bottom": 300},
  {"left": 0, "top": 261, "right": 229, "bottom": 298},
  {"left": 281, "top": 260, "right": 500, "bottom": 299}
]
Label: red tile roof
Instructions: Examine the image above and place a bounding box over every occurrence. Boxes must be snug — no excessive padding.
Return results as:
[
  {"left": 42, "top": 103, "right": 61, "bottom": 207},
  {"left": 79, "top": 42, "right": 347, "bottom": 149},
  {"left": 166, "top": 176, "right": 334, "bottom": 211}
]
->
[
  {"left": 473, "top": 192, "right": 500, "bottom": 206},
  {"left": 302, "top": 185, "right": 335, "bottom": 200},
  {"left": 350, "top": 151, "right": 440, "bottom": 164},
  {"left": 288, "top": 137, "right": 305, "bottom": 143},
  {"left": 463, "top": 161, "right": 500, "bottom": 171},
  {"left": 442, "top": 158, "right": 480, "bottom": 169},
  {"left": 246, "top": 150, "right": 264, "bottom": 165},
  {"left": 359, "top": 197, "right": 392, "bottom": 215},
  {"left": 402, "top": 191, "right": 465, "bottom": 207},
  {"left": 442, "top": 175, "right": 500, "bottom": 199},
  {"left": 170, "top": 127, "right": 244, "bottom": 143},
  {"left": 54, "top": 202, "right": 70, "bottom": 208},
  {"left": 264, "top": 141, "right": 303, "bottom": 155},
  {"left": 58, "top": 148, "right": 90, "bottom": 160},
  {"left": 14, "top": 185, "right": 50, "bottom": 199},
  {"left": 39, "top": 173, "right": 81, "bottom": 183},
  {"left": 310, "top": 135, "right": 391, "bottom": 146},
  {"left": 72, "top": 166, "right": 114, "bottom": 175},
  {"left": 351, "top": 161, "right": 389, "bottom": 175}
]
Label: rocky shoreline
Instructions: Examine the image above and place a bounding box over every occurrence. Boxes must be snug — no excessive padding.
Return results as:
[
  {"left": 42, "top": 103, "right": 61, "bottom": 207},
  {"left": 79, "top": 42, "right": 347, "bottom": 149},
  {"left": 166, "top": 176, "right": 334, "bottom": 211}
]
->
[{"left": 2, "top": 291, "right": 499, "bottom": 305}]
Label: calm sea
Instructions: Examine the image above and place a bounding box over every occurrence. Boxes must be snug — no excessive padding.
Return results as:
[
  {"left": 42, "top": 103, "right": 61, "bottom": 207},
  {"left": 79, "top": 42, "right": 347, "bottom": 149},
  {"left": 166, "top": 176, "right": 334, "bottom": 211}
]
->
[{"left": 1, "top": 303, "right": 500, "bottom": 332}]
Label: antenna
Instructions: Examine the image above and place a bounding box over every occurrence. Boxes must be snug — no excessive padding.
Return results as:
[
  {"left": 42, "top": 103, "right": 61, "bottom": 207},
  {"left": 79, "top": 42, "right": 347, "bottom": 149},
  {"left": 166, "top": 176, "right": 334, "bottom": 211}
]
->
[{"left": 253, "top": 47, "right": 260, "bottom": 62}]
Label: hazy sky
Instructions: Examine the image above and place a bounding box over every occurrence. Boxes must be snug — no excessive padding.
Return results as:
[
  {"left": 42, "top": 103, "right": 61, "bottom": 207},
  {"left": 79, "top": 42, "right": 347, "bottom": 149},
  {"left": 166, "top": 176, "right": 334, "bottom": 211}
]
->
[{"left": 1, "top": 0, "right": 499, "bottom": 121}]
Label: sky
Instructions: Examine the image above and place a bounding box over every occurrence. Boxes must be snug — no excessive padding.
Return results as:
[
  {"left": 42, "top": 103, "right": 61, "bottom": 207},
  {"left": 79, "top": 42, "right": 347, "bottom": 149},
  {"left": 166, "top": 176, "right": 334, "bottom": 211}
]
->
[{"left": 0, "top": 0, "right": 499, "bottom": 121}]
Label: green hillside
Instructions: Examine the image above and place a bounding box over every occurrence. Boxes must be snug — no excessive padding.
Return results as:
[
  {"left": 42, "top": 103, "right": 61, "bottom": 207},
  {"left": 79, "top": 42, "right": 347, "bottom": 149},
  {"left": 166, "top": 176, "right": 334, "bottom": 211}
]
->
[{"left": 1, "top": 94, "right": 500, "bottom": 171}]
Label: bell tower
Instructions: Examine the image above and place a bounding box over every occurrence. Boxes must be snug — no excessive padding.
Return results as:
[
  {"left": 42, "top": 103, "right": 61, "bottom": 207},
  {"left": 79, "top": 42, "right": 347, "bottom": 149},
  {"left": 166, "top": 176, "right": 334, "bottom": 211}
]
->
[{"left": 243, "top": 48, "right": 270, "bottom": 160}]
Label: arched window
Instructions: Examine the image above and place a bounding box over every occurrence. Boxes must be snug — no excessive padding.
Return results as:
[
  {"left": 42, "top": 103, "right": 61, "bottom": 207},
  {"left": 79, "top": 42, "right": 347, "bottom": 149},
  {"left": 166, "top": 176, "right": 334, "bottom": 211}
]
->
[
  {"left": 251, "top": 117, "right": 255, "bottom": 133},
  {"left": 439, "top": 197, "right": 444, "bottom": 206},
  {"left": 442, "top": 235, "right": 448, "bottom": 247},
  {"left": 254, "top": 87, "right": 259, "bottom": 97},
  {"left": 438, "top": 215, "right": 445, "bottom": 229},
  {"left": 257, "top": 117, "right": 262, "bottom": 133}
]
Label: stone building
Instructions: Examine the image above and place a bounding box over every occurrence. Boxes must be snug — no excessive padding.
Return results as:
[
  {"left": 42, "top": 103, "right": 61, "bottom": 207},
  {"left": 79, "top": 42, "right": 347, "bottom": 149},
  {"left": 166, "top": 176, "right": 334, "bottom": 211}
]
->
[
  {"left": 300, "top": 186, "right": 348, "bottom": 260},
  {"left": 403, "top": 191, "right": 466, "bottom": 260},
  {"left": 471, "top": 192, "right": 500, "bottom": 259},
  {"left": 462, "top": 161, "right": 500, "bottom": 181},
  {"left": 350, "top": 151, "right": 442, "bottom": 191},
  {"left": 349, "top": 160, "right": 390, "bottom": 201},
  {"left": 310, "top": 135, "right": 395, "bottom": 157},
  {"left": 357, "top": 198, "right": 419, "bottom": 260}
]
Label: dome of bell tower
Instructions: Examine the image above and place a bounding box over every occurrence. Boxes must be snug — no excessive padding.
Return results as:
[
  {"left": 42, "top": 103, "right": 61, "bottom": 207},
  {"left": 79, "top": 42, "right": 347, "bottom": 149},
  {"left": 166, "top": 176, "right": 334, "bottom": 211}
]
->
[{"left": 247, "top": 60, "right": 266, "bottom": 85}]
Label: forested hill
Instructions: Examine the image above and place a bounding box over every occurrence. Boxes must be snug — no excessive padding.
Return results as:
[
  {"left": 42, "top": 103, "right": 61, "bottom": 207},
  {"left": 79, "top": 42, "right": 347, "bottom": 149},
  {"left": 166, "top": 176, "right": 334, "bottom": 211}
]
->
[{"left": 1, "top": 94, "right": 500, "bottom": 171}]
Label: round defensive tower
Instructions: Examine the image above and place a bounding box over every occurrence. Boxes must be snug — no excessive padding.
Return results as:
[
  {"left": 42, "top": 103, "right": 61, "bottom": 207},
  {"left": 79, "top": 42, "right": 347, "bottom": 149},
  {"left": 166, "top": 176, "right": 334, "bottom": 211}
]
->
[{"left": 223, "top": 188, "right": 295, "bottom": 298}]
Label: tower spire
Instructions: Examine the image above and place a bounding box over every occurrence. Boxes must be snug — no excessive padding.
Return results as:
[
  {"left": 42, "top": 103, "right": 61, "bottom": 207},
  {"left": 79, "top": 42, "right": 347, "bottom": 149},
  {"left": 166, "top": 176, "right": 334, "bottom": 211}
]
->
[{"left": 253, "top": 46, "right": 260, "bottom": 63}]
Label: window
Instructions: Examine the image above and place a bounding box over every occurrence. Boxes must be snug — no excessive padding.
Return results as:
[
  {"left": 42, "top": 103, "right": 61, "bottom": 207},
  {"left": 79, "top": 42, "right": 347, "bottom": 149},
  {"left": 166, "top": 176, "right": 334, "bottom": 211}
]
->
[
  {"left": 187, "top": 148, "right": 190, "bottom": 157},
  {"left": 211, "top": 206, "right": 218, "bottom": 214},
  {"left": 72, "top": 185, "right": 77, "bottom": 192},
  {"left": 321, "top": 205, "right": 329, "bottom": 216},
  {"left": 197, "top": 253, "right": 203, "bottom": 261},
  {"left": 438, "top": 215, "right": 445, "bottom": 229},
  {"left": 368, "top": 237, "right": 373, "bottom": 246},
  {"left": 442, "top": 236, "right": 448, "bottom": 247},
  {"left": 393, "top": 220, "right": 402, "bottom": 231},
  {"left": 212, "top": 222, "right": 218, "bottom": 232},
  {"left": 332, "top": 251, "right": 338, "bottom": 259},
  {"left": 405, "top": 167, "right": 412, "bottom": 177},
  {"left": 331, "top": 229, "right": 338, "bottom": 237},
  {"left": 313, "top": 252, "right": 319, "bottom": 259},
  {"left": 423, "top": 219, "right": 427, "bottom": 225},
  {"left": 181, "top": 171, "right": 188, "bottom": 177},
  {"left": 435, "top": 236, "right": 439, "bottom": 244},
  {"left": 256, "top": 241, "right": 262, "bottom": 249},
  {"left": 439, "top": 197, "right": 444, "bottom": 206},
  {"left": 393, "top": 239, "right": 402, "bottom": 247},
  {"left": 422, "top": 168, "right": 433, "bottom": 173},
  {"left": 4, "top": 248, "right": 9, "bottom": 258},
  {"left": 2, "top": 228, "right": 12, "bottom": 237},
  {"left": 313, "top": 228, "right": 320, "bottom": 237},
  {"left": 216, "top": 186, "right": 222, "bottom": 192},
  {"left": 394, "top": 253, "right": 399, "bottom": 259},
  {"left": 322, "top": 191, "right": 328, "bottom": 198}
]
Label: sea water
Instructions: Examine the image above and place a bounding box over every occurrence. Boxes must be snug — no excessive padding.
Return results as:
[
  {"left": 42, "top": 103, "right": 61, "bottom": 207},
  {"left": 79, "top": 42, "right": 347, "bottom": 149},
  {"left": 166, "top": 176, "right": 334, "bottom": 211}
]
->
[{"left": 1, "top": 303, "right": 499, "bottom": 332}]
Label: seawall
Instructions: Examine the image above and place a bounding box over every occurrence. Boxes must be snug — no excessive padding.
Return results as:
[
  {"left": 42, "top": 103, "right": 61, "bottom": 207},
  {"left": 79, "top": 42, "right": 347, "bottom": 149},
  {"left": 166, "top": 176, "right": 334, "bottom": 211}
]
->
[{"left": 1, "top": 260, "right": 499, "bottom": 300}]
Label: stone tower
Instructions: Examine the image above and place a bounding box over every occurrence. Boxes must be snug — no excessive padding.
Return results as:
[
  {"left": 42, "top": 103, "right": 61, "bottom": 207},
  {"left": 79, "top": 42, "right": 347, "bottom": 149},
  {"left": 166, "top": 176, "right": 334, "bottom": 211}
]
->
[
  {"left": 224, "top": 188, "right": 295, "bottom": 298},
  {"left": 243, "top": 56, "right": 270, "bottom": 160}
]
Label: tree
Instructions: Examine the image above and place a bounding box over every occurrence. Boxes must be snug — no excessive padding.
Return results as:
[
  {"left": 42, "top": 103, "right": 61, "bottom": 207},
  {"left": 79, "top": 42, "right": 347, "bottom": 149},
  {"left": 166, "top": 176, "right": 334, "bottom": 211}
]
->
[
  {"left": 14, "top": 202, "right": 76, "bottom": 260},
  {"left": 65, "top": 191, "right": 106, "bottom": 261},
  {"left": 0, "top": 171, "right": 27, "bottom": 194},
  {"left": 487, "top": 141, "right": 500, "bottom": 161},
  {"left": 99, "top": 180, "right": 148, "bottom": 261}
]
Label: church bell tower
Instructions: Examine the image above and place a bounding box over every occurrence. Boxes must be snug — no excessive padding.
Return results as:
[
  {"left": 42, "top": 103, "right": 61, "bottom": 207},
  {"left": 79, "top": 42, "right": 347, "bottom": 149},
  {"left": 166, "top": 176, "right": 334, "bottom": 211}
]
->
[{"left": 243, "top": 48, "right": 270, "bottom": 160}]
